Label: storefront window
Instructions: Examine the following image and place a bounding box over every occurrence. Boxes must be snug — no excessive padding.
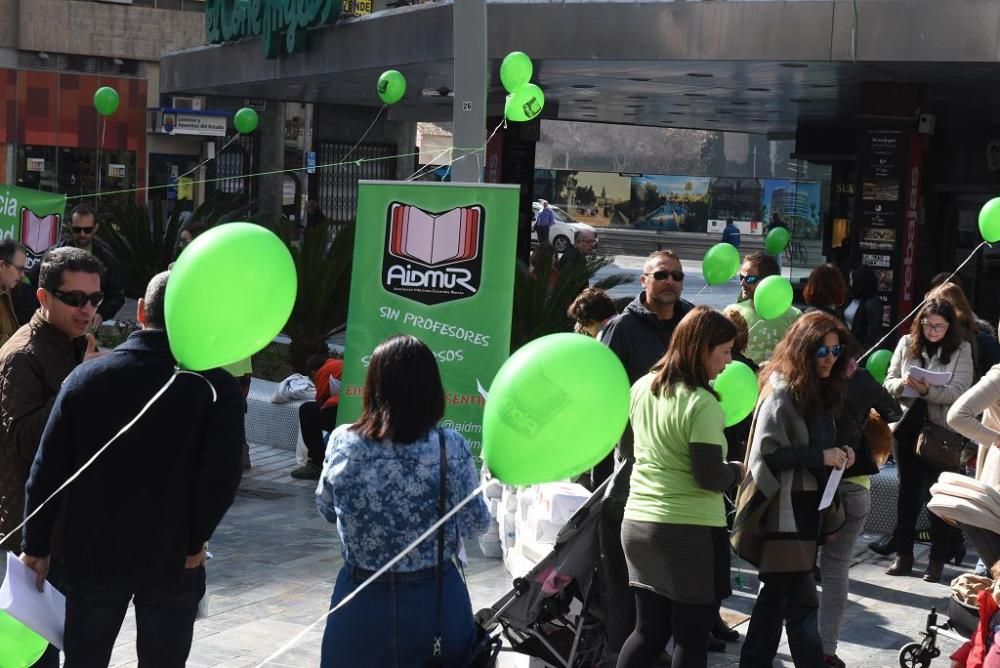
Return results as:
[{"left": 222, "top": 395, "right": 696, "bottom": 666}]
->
[{"left": 15, "top": 146, "right": 57, "bottom": 192}]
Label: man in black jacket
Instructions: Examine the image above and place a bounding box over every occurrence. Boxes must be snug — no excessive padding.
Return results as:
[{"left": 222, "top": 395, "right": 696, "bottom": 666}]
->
[
  {"left": 601, "top": 249, "right": 695, "bottom": 385},
  {"left": 27, "top": 203, "right": 125, "bottom": 326},
  {"left": 20, "top": 271, "right": 245, "bottom": 666}
]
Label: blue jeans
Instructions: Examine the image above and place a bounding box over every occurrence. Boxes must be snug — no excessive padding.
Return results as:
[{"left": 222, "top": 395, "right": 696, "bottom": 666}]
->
[{"left": 321, "top": 562, "right": 476, "bottom": 668}]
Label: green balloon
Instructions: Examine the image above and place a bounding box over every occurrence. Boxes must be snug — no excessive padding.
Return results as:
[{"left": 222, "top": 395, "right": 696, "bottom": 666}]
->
[
  {"left": 377, "top": 70, "right": 406, "bottom": 105},
  {"left": 764, "top": 227, "right": 790, "bottom": 255},
  {"left": 979, "top": 197, "right": 1000, "bottom": 243},
  {"left": 753, "top": 275, "right": 794, "bottom": 321},
  {"left": 500, "top": 51, "right": 533, "bottom": 94},
  {"left": 483, "top": 333, "right": 630, "bottom": 485},
  {"left": 165, "top": 223, "right": 297, "bottom": 371},
  {"left": 0, "top": 611, "right": 47, "bottom": 668},
  {"left": 703, "top": 242, "right": 741, "bottom": 285},
  {"left": 233, "top": 107, "right": 259, "bottom": 134},
  {"left": 865, "top": 349, "right": 893, "bottom": 385},
  {"left": 713, "top": 361, "right": 759, "bottom": 427},
  {"left": 93, "top": 87, "right": 119, "bottom": 117},
  {"left": 505, "top": 83, "right": 545, "bottom": 123}
]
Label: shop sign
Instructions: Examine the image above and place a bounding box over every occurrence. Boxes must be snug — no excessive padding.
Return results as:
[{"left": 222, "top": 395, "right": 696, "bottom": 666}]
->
[
  {"left": 205, "top": 0, "right": 343, "bottom": 59},
  {"left": 162, "top": 111, "right": 227, "bottom": 137},
  {"left": 26, "top": 159, "right": 45, "bottom": 172},
  {"left": 108, "top": 164, "right": 127, "bottom": 179}
]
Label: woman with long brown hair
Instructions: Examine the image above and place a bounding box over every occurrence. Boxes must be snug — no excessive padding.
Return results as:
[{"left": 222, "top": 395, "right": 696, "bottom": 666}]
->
[
  {"left": 736, "top": 312, "right": 855, "bottom": 668},
  {"left": 618, "top": 306, "right": 747, "bottom": 668},
  {"left": 883, "top": 299, "right": 973, "bottom": 582}
]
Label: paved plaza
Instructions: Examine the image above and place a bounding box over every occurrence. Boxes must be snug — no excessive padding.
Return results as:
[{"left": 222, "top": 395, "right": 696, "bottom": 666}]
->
[{"left": 65, "top": 442, "right": 960, "bottom": 667}]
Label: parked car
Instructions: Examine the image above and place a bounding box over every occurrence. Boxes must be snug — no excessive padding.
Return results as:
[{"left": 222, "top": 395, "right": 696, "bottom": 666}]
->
[{"left": 531, "top": 201, "right": 597, "bottom": 253}]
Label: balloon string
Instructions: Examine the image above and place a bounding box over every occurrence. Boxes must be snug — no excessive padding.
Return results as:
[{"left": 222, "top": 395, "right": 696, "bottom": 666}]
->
[
  {"left": 175, "top": 133, "right": 241, "bottom": 184},
  {"left": 747, "top": 320, "right": 762, "bottom": 335},
  {"left": 406, "top": 146, "right": 456, "bottom": 181},
  {"left": 857, "top": 240, "right": 990, "bottom": 363},
  {"left": 0, "top": 369, "right": 216, "bottom": 551},
  {"left": 95, "top": 118, "right": 106, "bottom": 209},
  {"left": 256, "top": 480, "right": 489, "bottom": 666},
  {"left": 339, "top": 105, "right": 386, "bottom": 165}
]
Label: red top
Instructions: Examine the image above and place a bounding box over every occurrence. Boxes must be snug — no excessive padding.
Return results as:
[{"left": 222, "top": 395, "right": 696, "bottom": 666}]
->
[{"left": 316, "top": 359, "right": 344, "bottom": 408}]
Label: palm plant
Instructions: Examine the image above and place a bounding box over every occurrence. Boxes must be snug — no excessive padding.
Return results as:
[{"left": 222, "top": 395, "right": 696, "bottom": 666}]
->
[
  {"left": 98, "top": 195, "right": 252, "bottom": 298},
  {"left": 279, "top": 222, "right": 355, "bottom": 373},
  {"left": 510, "top": 250, "right": 633, "bottom": 351}
]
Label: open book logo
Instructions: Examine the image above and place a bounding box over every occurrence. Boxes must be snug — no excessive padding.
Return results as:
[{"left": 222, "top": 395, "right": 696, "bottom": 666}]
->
[
  {"left": 20, "top": 208, "right": 61, "bottom": 269},
  {"left": 382, "top": 203, "right": 485, "bottom": 306}
]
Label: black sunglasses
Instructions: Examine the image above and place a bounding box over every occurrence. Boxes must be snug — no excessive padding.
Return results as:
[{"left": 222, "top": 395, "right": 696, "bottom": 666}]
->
[
  {"left": 71, "top": 226, "right": 96, "bottom": 234},
  {"left": 50, "top": 289, "right": 103, "bottom": 308},
  {"left": 644, "top": 270, "right": 685, "bottom": 282},
  {"left": 739, "top": 274, "right": 760, "bottom": 284},
  {"left": 816, "top": 344, "right": 845, "bottom": 359}
]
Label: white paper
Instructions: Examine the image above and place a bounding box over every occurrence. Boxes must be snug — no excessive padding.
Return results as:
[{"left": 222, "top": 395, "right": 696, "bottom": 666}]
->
[
  {"left": 902, "top": 366, "right": 952, "bottom": 398},
  {"left": 0, "top": 552, "right": 65, "bottom": 649},
  {"left": 819, "top": 465, "right": 845, "bottom": 511}
]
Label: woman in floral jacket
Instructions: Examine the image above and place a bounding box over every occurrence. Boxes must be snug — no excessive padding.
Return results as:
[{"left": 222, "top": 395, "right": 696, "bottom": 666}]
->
[{"left": 316, "top": 334, "right": 490, "bottom": 667}]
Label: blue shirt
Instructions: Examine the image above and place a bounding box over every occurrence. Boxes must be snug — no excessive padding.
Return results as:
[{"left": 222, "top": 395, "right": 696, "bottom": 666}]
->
[
  {"left": 721, "top": 224, "right": 741, "bottom": 248},
  {"left": 536, "top": 208, "right": 555, "bottom": 228},
  {"left": 316, "top": 425, "right": 490, "bottom": 572}
]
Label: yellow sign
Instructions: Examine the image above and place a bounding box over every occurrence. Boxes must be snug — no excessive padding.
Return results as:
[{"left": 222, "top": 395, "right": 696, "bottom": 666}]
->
[
  {"left": 344, "top": 0, "right": 372, "bottom": 16},
  {"left": 178, "top": 177, "right": 194, "bottom": 201}
]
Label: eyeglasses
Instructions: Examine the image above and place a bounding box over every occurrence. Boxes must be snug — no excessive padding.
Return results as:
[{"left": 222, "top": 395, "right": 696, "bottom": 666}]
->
[
  {"left": 2, "top": 260, "right": 26, "bottom": 274},
  {"left": 921, "top": 320, "right": 949, "bottom": 334},
  {"left": 816, "top": 344, "right": 844, "bottom": 359},
  {"left": 71, "top": 226, "right": 96, "bottom": 234},
  {"left": 739, "top": 274, "right": 760, "bottom": 285},
  {"left": 643, "top": 270, "right": 685, "bottom": 282},
  {"left": 49, "top": 289, "right": 103, "bottom": 308}
]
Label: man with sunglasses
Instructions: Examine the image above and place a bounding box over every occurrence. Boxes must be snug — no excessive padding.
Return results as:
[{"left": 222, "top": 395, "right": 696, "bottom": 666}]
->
[
  {"left": 0, "top": 240, "right": 29, "bottom": 348},
  {"left": 726, "top": 251, "right": 801, "bottom": 365},
  {"left": 0, "top": 246, "right": 103, "bottom": 667},
  {"left": 27, "top": 203, "right": 124, "bottom": 330}
]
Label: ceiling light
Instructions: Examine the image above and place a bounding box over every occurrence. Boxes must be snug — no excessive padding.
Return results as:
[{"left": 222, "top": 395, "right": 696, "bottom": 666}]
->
[
  {"left": 684, "top": 93, "right": 706, "bottom": 98},
  {"left": 627, "top": 95, "right": 648, "bottom": 100},
  {"left": 790, "top": 98, "right": 812, "bottom": 103},
  {"left": 629, "top": 77, "right": 651, "bottom": 82},
  {"left": 668, "top": 111, "right": 685, "bottom": 115},
  {"left": 687, "top": 73, "right": 714, "bottom": 78},
  {"left": 809, "top": 83, "right": 835, "bottom": 88},
  {"left": 673, "top": 102, "right": 690, "bottom": 107},
  {"left": 730, "top": 101, "right": 750, "bottom": 106},
  {"left": 747, "top": 87, "right": 770, "bottom": 92},
  {"left": 780, "top": 62, "right": 809, "bottom": 68},
  {"left": 572, "top": 84, "right": 595, "bottom": 89},
  {"left": 750, "top": 118, "right": 768, "bottom": 122}
]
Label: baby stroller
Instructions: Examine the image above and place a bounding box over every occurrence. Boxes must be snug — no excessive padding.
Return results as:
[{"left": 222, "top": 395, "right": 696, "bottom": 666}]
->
[
  {"left": 476, "top": 465, "right": 628, "bottom": 667},
  {"left": 898, "top": 599, "right": 977, "bottom": 667}
]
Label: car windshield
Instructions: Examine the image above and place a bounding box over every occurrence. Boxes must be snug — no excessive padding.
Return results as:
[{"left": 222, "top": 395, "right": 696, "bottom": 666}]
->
[{"left": 551, "top": 207, "right": 574, "bottom": 223}]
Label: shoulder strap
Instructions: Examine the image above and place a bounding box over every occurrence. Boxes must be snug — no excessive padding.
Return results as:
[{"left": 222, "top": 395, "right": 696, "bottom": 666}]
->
[{"left": 433, "top": 428, "right": 447, "bottom": 659}]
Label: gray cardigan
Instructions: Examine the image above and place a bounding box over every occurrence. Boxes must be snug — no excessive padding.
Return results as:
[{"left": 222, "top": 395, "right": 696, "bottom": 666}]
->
[{"left": 884, "top": 336, "right": 973, "bottom": 428}]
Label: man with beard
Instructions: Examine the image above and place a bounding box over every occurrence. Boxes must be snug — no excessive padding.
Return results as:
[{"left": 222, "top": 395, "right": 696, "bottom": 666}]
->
[{"left": 725, "top": 251, "right": 801, "bottom": 365}]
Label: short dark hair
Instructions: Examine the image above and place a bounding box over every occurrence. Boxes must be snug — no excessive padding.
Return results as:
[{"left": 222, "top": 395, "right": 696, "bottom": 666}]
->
[
  {"left": 38, "top": 247, "right": 104, "bottom": 291},
  {"left": 143, "top": 271, "right": 169, "bottom": 329},
  {"left": 352, "top": 335, "right": 445, "bottom": 444},
  {"left": 567, "top": 288, "right": 617, "bottom": 327},
  {"left": 70, "top": 203, "right": 97, "bottom": 222},
  {"left": 803, "top": 264, "right": 848, "bottom": 308},
  {"left": 929, "top": 271, "right": 962, "bottom": 292},
  {"left": 305, "top": 354, "right": 328, "bottom": 376},
  {"left": 0, "top": 239, "right": 27, "bottom": 265},
  {"left": 726, "top": 217, "right": 734, "bottom": 226},
  {"left": 743, "top": 251, "right": 780, "bottom": 279},
  {"left": 849, "top": 265, "right": 879, "bottom": 300}
]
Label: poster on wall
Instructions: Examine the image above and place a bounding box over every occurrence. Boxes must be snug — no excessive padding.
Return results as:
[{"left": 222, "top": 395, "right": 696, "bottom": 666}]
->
[
  {"left": 0, "top": 184, "right": 65, "bottom": 269},
  {"left": 338, "top": 181, "right": 519, "bottom": 457},
  {"left": 706, "top": 177, "right": 764, "bottom": 236},
  {"left": 762, "top": 179, "right": 823, "bottom": 240},
  {"left": 628, "top": 175, "right": 710, "bottom": 232},
  {"left": 532, "top": 170, "right": 631, "bottom": 227}
]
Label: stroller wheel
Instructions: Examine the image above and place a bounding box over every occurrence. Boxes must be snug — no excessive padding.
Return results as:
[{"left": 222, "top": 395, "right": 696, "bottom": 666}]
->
[{"left": 898, "top": 642, "right": 931, "bottom": 668}]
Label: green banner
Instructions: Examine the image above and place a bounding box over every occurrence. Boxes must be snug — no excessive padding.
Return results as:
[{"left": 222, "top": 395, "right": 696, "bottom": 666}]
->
[
  {"left": 339, "top": 181, "right": 519, "bottom": 455},
  {"left": 0, "top": 184, "right": 65, "bottom": 265}
]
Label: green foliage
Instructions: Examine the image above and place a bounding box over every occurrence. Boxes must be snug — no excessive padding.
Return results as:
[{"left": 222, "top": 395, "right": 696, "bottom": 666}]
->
[
  {"left": 511, "top": 249, "right": 632, "bottom": 351},
  {"left": 98, "top": 195, "right": 252, "bottom": 298},
  {"left": 278, "top": 223, "right": 355, "bottom": 373}
]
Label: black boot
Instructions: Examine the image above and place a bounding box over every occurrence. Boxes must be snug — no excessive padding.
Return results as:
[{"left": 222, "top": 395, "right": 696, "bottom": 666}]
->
[
  {"left": 711, "top": 616, "right": 740, "bottom": 642},
  {"left": 869, "top": 533, "right": 897, "bottom": 556}
]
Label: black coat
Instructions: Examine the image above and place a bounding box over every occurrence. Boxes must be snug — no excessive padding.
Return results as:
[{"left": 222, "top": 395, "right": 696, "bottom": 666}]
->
[
  {"left": 22, "top": 330, "right": 245, "bottom": 589},
  {"left": 26, "top": 237, "right": 125, "bottom": 322},
  {"left": 600, "top": 293, "right": 695, "bottom": 384}
]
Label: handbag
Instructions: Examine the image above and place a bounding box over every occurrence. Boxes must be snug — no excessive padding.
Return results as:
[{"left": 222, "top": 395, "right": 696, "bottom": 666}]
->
[
  {"left": 844, "top": 408, "right": 891, "bottom": 478},
  {"left": 916, "top": 420, "right": 973, "bottom": 471},
  {"left": 730, "top": 390, "right": 774, "bottom": 567},
  {"left": 428, "top": 430, "right": 501, "bottom": 668}
]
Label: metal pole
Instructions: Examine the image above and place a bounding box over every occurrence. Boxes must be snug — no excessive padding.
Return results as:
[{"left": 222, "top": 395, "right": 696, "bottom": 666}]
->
[{"left": 451, "top": 0, "right": 487, "bottom": 183}]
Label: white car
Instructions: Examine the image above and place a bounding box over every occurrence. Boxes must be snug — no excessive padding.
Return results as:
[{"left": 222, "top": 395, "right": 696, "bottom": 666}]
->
[{"left": 531, "top": 202, "right": 597, "bottom": 253}]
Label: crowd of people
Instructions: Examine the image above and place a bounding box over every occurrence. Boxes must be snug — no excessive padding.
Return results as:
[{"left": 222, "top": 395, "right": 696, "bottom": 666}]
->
[{"left": 8, "top": 207, "right": 1000, "bottom": 668}]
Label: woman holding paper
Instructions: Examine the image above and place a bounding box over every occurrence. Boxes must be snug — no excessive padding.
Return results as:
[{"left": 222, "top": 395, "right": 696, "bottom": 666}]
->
[
  {"left": 884, "top": 299, "right": 974, "bottom": 582},
  {"left": 736, "top": 312, "right": 854, "bottom": 668}
]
